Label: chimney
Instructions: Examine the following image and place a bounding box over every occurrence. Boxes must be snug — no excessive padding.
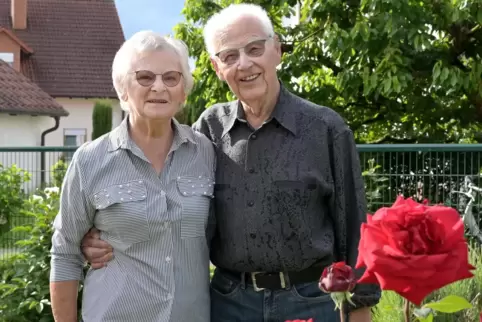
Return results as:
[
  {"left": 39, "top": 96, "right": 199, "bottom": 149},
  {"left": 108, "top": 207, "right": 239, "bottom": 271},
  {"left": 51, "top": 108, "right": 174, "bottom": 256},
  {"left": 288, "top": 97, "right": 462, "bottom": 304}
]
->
[{"left": 11, "top": 0, "right": 27, "bottom": 30}]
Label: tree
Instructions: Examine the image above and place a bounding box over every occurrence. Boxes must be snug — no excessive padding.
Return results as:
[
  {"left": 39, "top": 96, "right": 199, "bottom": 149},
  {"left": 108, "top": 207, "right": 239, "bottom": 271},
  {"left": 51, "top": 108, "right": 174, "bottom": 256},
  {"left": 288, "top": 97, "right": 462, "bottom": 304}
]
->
[
  {"left": 92, "top": 100, "right": 113, "bottom": 140},
  {"left": 174, "top": 0, "right": 482, "bottom": 143}
]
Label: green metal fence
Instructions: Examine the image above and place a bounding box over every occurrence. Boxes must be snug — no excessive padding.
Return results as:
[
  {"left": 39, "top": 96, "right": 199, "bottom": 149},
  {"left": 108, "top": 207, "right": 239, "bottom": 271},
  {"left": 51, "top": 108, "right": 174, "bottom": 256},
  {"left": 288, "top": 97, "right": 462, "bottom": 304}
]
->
[
  {"left": 1, "top": 144, "right": 482, "bottom": 259},
  {"left": 0, "top": 146, "right": 76, "bottom": 260}
]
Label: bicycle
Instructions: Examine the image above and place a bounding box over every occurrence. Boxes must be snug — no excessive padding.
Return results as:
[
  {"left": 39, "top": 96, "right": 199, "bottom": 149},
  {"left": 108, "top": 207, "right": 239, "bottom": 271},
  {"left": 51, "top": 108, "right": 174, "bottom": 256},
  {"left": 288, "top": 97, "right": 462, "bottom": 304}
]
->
[{"left": 450, "top": 175, "right": 482, "bottom": 244}]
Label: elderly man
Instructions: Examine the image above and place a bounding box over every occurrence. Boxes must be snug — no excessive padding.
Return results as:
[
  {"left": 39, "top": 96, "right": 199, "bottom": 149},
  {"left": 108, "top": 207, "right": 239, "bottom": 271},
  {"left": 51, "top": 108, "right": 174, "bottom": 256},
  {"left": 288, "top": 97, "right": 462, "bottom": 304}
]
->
[{"left": 82, "top": 3, "right": 380, "bottom": 322}]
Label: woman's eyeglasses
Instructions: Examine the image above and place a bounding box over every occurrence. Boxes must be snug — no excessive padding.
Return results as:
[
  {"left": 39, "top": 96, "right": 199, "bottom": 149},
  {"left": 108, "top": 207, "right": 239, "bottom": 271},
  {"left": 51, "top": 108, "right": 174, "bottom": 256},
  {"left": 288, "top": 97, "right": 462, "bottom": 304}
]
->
[{"left": 134, "top": 70, "right": 183, "bottom": 87}]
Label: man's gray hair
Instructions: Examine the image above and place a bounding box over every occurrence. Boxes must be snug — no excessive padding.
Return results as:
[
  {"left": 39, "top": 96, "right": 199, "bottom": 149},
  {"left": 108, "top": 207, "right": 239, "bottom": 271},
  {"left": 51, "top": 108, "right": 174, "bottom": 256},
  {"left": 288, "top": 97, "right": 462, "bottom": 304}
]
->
[
  {"left": 203, "top": 4, "right": 274, "bottom": 57},
  {"left": 112, "top": 30, "right": 194, "bottom": 112}
]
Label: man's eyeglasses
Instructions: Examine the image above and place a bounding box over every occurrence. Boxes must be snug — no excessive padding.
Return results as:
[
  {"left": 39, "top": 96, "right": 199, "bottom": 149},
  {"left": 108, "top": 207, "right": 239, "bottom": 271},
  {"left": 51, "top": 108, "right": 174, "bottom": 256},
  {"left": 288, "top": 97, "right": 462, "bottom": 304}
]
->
[
  {"left": 134, "top": 70, "right": 183, "bottom": 87},
  {"left": 215, "top": 37, "right": 272, "bottom": 66}
]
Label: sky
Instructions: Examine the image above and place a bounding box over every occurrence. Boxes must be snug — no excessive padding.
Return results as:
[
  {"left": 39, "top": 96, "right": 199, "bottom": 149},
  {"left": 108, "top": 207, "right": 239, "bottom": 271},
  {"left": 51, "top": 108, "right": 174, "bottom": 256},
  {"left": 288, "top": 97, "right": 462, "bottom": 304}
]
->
[
  {"left": 114, "top": 0, "right": 195, "bottom": 68},
  {"left": 114, "top": 0, "right": 185, "bottom": 39},
  {"left": 113, "top": 0, "right": 298, "bottom": 70}
]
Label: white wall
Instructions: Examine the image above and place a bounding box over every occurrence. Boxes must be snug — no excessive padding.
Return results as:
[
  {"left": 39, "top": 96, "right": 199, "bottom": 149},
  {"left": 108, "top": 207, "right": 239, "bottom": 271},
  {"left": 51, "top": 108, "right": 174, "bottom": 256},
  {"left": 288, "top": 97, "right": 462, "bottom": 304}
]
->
[
  {"left": 40, "top": 97, "right": 123, "bottom": 147},
  {"left": 0, "top": 98, "right": 123, "bottom": 192},
  {"left": 0, "top": 114, "right": 45, "bottom": 192},
  {"left": 0, "top": 114, "right": 43, "bottom": 146}
]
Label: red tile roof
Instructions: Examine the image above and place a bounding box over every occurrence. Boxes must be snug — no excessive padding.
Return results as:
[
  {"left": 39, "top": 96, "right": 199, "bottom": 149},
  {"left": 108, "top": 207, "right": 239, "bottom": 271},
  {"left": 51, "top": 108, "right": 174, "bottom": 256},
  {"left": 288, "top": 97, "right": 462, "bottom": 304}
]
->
[
  {"left": 0, "top": 60, "right": 68, "bottom": 116},
  {"left": 0, "top": 0, "right": 125, "bottom": 99},
  {"left": 0, "top": 27, "right": 33, "bottom": 53}
]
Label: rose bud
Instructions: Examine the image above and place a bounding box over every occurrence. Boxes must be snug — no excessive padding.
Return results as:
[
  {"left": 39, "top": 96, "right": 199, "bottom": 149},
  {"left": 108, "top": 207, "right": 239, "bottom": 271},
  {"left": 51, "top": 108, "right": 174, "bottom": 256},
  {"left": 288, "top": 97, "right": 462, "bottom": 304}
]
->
[
  {"left": 319, "top": 261, "right": 357, "bottom": 293},
  {"left": 319, "top": 262, "right": 357, "bottom": 310}
]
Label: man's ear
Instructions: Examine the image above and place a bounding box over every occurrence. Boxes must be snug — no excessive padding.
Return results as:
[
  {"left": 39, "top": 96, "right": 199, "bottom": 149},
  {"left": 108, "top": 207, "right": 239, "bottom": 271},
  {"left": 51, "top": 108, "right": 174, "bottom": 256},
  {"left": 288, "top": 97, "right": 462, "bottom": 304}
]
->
[{"left": 210, "top": 57, "right": 225, "bottom": 81}]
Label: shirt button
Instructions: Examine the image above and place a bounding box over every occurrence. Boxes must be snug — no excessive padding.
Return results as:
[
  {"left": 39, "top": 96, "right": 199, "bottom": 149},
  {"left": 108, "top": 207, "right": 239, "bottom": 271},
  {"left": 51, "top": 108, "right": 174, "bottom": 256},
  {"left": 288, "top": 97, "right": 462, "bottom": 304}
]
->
[
  {"left": 247, "top": 201, "right": 254, "bottom": 207},
  {"left": 251, "top": 134, "right": 257, "bottom": 140}
]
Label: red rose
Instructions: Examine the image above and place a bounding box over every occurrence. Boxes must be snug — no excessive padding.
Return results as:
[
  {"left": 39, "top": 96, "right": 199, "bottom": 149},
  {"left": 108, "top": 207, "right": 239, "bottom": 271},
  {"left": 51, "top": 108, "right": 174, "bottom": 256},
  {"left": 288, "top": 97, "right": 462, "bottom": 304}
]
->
[
  {"left": 356, "top": 196, "right": 475, "bottom": 306},
  {"left": 319, "top": 261, "right": 356, "bottom": 293}
]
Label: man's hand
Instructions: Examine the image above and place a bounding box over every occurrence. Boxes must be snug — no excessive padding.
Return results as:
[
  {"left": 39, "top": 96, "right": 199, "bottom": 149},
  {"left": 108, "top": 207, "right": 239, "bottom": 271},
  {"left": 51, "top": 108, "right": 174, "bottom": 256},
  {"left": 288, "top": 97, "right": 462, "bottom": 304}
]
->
[
  {"left": 81, "top": 228, "right": 113, "bottom": 268},
  {"left": 349, "top": 307, "right": 372, "bottom": 322}
]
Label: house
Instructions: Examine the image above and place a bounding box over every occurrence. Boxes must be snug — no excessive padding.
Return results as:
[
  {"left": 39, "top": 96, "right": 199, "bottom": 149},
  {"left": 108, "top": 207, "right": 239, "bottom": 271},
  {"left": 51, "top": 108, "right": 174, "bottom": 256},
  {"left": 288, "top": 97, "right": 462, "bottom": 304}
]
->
[{"left": 0, "top": 0, "right": 126, "bottom": 189}]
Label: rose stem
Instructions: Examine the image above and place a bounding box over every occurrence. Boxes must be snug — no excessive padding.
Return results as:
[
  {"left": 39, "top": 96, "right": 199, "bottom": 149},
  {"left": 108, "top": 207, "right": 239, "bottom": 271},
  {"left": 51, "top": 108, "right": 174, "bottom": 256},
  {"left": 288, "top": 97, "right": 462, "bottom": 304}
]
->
[
  {"left": 340, "top": 307, "right": 346, "bottom": 322},
  {"left": 404, "top": 299, "right": 410, "bottom": 322}
]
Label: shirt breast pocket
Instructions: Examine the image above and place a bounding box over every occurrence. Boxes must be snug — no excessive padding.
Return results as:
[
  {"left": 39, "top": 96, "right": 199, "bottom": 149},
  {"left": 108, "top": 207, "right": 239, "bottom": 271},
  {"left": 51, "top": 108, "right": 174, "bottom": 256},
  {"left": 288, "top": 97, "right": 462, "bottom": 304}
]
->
[
  {"left": 177, "top": 176, "right": 214, "bottom": 239},
  {"left": 92, "top": 180, "right": 149, "bottom": 248}
]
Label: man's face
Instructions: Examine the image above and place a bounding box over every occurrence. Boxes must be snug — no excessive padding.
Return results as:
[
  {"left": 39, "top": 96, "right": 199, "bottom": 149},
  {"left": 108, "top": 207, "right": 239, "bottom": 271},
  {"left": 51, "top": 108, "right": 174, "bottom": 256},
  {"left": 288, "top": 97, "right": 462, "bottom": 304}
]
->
[{"left": 210, "top": 16, "right": 281, "bottom": 103}]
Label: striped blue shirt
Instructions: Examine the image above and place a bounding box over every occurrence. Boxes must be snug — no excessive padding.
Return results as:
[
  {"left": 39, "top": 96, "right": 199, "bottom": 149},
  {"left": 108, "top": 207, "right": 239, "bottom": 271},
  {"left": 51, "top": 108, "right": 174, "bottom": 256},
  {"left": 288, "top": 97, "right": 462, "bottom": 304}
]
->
[{"left": 50, "top": 117, "right": 216, "bottom": 322}]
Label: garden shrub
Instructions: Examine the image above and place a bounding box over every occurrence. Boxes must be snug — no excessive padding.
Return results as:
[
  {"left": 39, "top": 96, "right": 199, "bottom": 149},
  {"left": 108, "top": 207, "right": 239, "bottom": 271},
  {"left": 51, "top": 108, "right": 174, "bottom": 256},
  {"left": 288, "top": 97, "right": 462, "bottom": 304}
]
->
[
  {"left": 0, "top": 164, "right": 30, "bottom": 239},
  {"left": 51, "top": 157, "right": 67, "bottom": 189},
  {"left": 0, "top": 187, "right": 83, "bottom": 321},
  {"left": 362, "top": 158, "right": 389, "bottom": 213}
]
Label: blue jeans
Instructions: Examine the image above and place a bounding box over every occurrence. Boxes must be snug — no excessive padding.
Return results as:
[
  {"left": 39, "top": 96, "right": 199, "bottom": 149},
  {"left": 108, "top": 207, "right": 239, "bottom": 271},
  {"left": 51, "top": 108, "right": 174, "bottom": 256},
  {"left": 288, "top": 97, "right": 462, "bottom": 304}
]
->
[{"left": 210, "top": 268, "right": 343, "bottom": 322}]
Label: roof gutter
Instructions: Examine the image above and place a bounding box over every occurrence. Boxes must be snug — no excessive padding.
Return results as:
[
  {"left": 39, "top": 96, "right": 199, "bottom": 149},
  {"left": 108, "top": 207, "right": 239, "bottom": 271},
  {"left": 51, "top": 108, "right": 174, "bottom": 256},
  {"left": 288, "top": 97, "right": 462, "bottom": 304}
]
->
[{"left": 40, "top": 116, "right": 60, "bottom": 186}]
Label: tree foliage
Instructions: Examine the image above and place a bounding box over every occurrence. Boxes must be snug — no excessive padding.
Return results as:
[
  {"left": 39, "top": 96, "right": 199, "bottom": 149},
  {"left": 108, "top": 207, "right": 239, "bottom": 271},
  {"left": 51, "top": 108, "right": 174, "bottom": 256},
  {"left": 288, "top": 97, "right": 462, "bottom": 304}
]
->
[{"left": 174, "top": 0, "right": 482, "bottom": 143}]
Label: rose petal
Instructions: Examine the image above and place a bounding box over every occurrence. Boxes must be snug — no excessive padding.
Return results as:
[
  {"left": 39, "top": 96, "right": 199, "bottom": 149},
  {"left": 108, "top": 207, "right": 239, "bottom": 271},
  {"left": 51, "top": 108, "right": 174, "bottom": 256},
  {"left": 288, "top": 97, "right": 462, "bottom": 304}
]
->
[
  {"left": 428, "top": 207, "right": 464, "bottom": 238},
  {"left": 396, "top": 285, "right": 435, "bottom": 306},
  {"left": 357, "top": 269, "right": 379, "bottom": 284}
]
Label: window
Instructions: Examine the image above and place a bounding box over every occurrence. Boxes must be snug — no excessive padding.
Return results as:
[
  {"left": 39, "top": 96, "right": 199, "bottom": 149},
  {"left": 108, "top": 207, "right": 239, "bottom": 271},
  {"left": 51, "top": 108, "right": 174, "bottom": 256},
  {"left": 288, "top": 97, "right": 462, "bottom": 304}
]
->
[
  {"left": 0, "top": 52, "right": 14, "bottom": 67},
  {"left": 64, "top": 128, "right": 87, "bottom": 160}
]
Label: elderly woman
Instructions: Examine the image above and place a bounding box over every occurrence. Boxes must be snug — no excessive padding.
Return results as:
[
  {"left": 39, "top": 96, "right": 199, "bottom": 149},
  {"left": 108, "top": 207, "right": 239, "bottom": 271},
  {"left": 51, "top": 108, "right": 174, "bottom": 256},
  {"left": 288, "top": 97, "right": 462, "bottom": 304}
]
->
[{"left": 49, "top": 30, "right": 215, "bottom": 322}]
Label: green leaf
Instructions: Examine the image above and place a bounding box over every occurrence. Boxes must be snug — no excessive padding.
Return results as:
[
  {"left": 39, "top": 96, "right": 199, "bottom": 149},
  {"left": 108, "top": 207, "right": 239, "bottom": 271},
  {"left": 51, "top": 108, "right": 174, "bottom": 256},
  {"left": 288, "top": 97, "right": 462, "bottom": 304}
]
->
[
  {"left": 383, "top": 78, "right": 391, "bottom": 93},
  {"left": 433, "top": 62, "right": 441, "bottom": 79},
  {"left": 417, "top": 314, "right": 434, "bottom": 322},
  {"left": 36, "top": 302, "right": 44, "bottom": 313},
  {"left": 392, "top": 76, "right": 401, "bottom": 93},
  {"left": 441, "top": 68, "right": 450, "bottom": 82},
  {"left": 423, "top": 295, "right": 473, "bottom": 313}
]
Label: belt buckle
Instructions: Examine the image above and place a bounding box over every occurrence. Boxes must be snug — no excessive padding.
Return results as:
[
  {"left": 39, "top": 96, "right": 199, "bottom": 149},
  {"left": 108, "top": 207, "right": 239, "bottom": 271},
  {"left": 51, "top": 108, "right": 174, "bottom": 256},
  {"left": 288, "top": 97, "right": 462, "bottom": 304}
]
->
[{"left": 250, "top": 272, "right": 286, "bottom": 292}]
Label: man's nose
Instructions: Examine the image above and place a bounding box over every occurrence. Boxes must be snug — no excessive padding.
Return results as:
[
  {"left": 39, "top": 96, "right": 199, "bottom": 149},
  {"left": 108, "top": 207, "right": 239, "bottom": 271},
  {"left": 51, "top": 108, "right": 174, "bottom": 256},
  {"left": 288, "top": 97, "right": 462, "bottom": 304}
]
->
[{"left": 237, "top": 51, "right": 253, "bottom": 70}]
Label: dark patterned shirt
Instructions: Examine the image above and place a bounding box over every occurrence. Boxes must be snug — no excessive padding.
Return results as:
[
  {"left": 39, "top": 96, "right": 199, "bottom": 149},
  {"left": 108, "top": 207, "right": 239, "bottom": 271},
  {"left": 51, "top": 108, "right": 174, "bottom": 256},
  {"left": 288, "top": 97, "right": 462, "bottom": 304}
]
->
[{"left": 193, "top": 83, "right": 380, "bottom": 308}]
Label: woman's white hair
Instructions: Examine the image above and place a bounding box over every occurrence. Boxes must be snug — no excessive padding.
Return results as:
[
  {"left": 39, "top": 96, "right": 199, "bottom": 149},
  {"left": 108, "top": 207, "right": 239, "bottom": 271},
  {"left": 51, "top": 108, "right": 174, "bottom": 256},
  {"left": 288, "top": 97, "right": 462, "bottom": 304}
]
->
[
  {"left": 112, "top": 30, "right": 194, "bottom": 112},
  {"left": 203, "top": 4, "right": 274, "bottom": 57}
]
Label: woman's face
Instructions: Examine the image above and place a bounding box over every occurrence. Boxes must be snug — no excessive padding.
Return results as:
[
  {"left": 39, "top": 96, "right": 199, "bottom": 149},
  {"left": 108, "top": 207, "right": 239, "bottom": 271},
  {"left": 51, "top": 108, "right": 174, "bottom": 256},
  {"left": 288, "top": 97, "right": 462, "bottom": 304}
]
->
[{"left": 124, "top": 49, "right": 186, "bottom": 121}]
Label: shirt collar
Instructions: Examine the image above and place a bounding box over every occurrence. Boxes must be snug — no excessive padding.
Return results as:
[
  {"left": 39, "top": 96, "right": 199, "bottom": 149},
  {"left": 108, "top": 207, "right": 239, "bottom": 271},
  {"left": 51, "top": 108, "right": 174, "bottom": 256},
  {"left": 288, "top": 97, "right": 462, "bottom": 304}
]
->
[
  {"left": 221, "top": 81, "right": 297, "bottom": 137},
  {"left": 108, "top": 115, "right": 196, "bottom": 152}
]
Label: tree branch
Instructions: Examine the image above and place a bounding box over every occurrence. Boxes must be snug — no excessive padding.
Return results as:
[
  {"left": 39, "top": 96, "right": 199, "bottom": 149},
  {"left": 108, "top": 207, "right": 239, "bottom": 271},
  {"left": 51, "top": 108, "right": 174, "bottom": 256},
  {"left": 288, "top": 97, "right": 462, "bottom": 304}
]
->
[
  {"left": 370, "top": 135, "right": 417, "bottom": 144},
  {"left": 350, "top": 113, "right": 386, "bottom": 132},
  {"left": 315, "top": 53, "right": 342, "bottom": 75}
]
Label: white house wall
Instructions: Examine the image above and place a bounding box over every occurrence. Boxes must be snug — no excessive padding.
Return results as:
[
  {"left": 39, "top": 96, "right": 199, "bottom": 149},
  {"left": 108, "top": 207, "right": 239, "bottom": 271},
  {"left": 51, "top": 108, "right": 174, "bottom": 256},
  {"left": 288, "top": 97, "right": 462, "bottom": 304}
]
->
[
  {"left": 40, "top": 97, "right": 123, "bottom": 147},
  {"left": 0, "top": 98, "right": 123, "bottom": 192},
  {"left": 0, "top": 114, "right": 46, "bottom": 192}
]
